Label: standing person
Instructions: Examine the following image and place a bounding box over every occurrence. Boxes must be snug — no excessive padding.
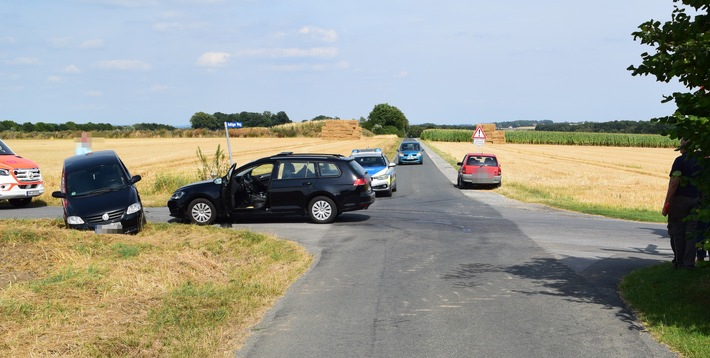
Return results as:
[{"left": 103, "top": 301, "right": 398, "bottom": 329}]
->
[{"left": 662, "top": 139, "right": 701, "bottom": 269}]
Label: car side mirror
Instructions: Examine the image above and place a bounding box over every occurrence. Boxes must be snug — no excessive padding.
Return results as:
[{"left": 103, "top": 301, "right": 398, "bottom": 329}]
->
[
  {"left": 389, "top": 162, "right": 397, "bottom": 167},
  {"left": 131, "top": 175, "right": 142, "bottom": 184},
  {"left": 52, "top": 191, "right": 66, "bottom": 199},
  {"left": 456, "top": 162, "right": 462, "bottom": 166}
]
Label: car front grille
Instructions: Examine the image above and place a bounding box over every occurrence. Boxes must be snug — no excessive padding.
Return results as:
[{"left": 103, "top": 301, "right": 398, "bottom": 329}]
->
[
  {"left": 14, "top": 168, "right": 42, "bottom": 182},
  {"left": 85, "top": 209, "right": 125, "bottom": 224}
]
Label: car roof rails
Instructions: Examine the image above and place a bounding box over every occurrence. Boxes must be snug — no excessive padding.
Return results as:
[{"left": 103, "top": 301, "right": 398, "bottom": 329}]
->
[{"left": 273, "top": 152, "right": 345, "bottom": 158}]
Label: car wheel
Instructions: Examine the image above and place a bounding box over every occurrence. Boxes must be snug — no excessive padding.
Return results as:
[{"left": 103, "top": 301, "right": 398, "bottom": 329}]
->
[
  {"left": 457, "top": 175, "right": 466, "bottom": 189},
  {"left": 308, "top": 196, "right": 336, "bottom": 224},
  {"left": 187, "top": 198, "right": 216, "bottom": 225},
  {"left": 392, "top": 179, "right": 397, "bottom": 192},
  {"left": 384, "top": 185, "right": 393, "bottom": 197},
  {"left": 9, "top": 198, "right": 31, "bottom": 207}
]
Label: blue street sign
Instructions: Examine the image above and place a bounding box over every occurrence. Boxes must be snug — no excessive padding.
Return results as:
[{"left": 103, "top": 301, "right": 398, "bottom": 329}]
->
[{"left": 226, "top": 122, "right": 243, "bottom": 128}]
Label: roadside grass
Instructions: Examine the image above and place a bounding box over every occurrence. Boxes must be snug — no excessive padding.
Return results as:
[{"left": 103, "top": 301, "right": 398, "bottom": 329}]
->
[
  {"left": 619, "top": 262, "right": 710, "bottom": 358},
  {"left": 424, "top": 141, "right": 666, "bottom": 223},
  {"left": 0, "top": 219, "right": 312, "bottom": 357}
]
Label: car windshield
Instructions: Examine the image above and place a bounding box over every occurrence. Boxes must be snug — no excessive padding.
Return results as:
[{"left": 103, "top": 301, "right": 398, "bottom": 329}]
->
[
  {"left": 0, "top": 140, "right": 16, "bottom": 155},
  {"left": 400, "top": 143, "right": 420, "bottom": 151},
  {"left": 354, "top": 156, "right": 386, "bottom": 167},
  {"left": 66, "top": 164, "right": 128, "bottom": 197}
]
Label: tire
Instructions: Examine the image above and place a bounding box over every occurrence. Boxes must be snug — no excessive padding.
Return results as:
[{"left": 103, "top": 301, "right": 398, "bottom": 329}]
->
[
  {"left": 9, "top": 198, "right": 31, "bottom": 207},
  {"left": 187, "top": 198, "right": 216, "bottom": 225},
  {"left": 384, "top": 186, "right": 393, "bottom": 197},
  {"left": 457, "top": 175, "right": 467, "bottom": 189},
  {"left": 308, "top": 196, "right": 336, "bottom": 224}
]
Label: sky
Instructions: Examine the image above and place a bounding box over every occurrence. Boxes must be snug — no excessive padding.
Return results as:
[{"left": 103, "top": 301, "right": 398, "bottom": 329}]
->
[{"left": 0, "top": 0, "right": 689, "bottom": 127}]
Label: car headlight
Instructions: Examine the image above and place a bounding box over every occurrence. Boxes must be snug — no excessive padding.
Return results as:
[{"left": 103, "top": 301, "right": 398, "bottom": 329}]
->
[
  {"left": 398, "top": 153, "right": 404, "bottom": 157},
  {"left": 126, "top": 202, "right": 142, "bottom": 215},
  {"left": 67, "top": 216, "right": 85, "bottom": 225},
  {"left": 373, "top": 174, "right": 390, "bottom": 181},
  {"left": 170, "top": 191, "right": 185, "bottom": 200},
  {"left": 0, "top": 169, "right": 9, "bottom": 176},
  {"left": 415, "top": 153, "right": 422, "bottom": 157}
]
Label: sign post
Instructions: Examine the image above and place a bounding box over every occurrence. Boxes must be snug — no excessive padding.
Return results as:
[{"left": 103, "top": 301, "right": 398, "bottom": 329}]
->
[
  {"left": 472, "top": 124, "right": 486, "bottom": 151},
  {"left": 224, "top": 121, "right": 243, "bottom": 165}
]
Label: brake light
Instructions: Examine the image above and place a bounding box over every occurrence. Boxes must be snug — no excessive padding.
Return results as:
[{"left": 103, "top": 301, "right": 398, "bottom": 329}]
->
[{"left": 353, "top": 178, "right": 367, "bottom": 186}]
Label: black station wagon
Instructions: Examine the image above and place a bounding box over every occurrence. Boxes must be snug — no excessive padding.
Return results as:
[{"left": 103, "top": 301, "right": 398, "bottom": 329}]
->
[{"left": 167, "top": 152, "right": 376, "bottom": 224}]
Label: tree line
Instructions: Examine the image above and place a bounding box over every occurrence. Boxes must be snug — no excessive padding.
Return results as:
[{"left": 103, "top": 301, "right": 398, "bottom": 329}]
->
[
  {"left": 0, "top": 120, "right": 176, "bottom": 132},
  {"left": 190, "top": 111, "right": 292, "bottom": 130}
]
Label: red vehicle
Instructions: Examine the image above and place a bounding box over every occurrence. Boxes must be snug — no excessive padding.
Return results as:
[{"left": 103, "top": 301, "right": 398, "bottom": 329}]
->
[
  {"left": 0, "top": 139, "right": 44, "bottom": 207},
  {"left": 456, "top": 153, "right": 502, "bottom": 189}
]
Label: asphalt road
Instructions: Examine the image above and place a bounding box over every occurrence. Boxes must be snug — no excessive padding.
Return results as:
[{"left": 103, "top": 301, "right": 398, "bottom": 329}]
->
[{"left": 0, "top": 146, "right": 676, "bottom": 357}]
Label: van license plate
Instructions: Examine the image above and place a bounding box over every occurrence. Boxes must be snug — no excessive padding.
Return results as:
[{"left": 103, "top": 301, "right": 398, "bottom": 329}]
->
[
  {"left": 26, "top": 190, "right": 39, "bottom": 196},
  {"left": 95, "top": 222, "right": 123, "bottom": 234}
]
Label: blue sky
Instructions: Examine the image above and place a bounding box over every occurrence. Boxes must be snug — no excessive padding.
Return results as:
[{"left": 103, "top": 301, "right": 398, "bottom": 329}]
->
[{"left": 0, "top": 0, "right": 686, "bottom": 126}]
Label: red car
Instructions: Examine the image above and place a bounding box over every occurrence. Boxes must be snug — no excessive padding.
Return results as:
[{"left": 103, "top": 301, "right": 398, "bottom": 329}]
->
[{"left": 456, "top": 153, "right": 502, "bottom": 189}]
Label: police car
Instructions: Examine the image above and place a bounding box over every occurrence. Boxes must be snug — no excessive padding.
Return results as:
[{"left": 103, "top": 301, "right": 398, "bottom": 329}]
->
[{"left": 351, "top": 148, "right": 397, "bottom": 197}]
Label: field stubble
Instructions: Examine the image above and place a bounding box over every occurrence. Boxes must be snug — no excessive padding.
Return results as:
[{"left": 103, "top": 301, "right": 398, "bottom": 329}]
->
[
  {"left": 427, "top": 141, "right": 677, "bottom": 221},
  {"left": 5, "top": 136, "right": 399, "bottom": 207}
]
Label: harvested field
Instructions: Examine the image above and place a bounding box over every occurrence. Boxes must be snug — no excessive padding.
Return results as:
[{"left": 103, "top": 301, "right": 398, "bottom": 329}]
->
[
  {"left": 4, "top": 136, "right": 400, "bottom": 206},
  {"left": 426, "top": 141, "right": 677, "bottom": 218}
]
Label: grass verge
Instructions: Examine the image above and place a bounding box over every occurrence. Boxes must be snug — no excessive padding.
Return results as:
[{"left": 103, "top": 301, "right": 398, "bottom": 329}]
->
[
  {"left": 619, "top": 261, "right": 710, "bottom": 358},
  {"left": 0, "top": 219, "right": 312, "bottom": 357}
]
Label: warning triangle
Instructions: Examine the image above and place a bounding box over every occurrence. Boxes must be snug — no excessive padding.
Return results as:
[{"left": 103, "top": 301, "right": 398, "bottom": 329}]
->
[{"left": 472, "top": 126, "right": 486, "bottom": 139}]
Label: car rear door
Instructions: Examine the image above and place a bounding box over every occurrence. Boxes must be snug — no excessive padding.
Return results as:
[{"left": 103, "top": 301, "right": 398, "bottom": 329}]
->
[{"left": 268, "top": 160, "right": 316, "bottom": 212}]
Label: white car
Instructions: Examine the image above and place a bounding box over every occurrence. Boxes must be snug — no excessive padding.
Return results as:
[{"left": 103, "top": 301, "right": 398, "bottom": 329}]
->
[{"left": 351, "top": 148, "right": 397, "bottom": 196}]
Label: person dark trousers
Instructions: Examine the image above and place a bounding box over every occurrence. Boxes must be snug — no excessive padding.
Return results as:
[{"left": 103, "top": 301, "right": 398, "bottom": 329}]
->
[
  {"left": 662, "top": 139, "right": 701, "bottom": 269},
  {"left": 666, "top": 195, "right": 699, "bottom": 269}
]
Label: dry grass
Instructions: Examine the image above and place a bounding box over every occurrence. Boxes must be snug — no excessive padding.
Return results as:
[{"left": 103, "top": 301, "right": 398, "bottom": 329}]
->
[
  {"left": 427, "top": 142, "right": 677, "bottom": 217},
  {"left": 4, "top": 136, "right": 400, "bottom": 207},
  {"left": 0, "top": 220, "right": 312, "bottom": 357}
]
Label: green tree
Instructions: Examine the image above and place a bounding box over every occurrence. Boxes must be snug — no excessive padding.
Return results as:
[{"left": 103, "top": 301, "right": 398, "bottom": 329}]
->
[
  {"left": 628, "top": 0, "right": 710, "bottom": 246},
  {"left": 190, "top": 112, "right": 220, "bottom": 130},
  {"left": 364, "top": 103, "right": 408, "bottom": 136}
]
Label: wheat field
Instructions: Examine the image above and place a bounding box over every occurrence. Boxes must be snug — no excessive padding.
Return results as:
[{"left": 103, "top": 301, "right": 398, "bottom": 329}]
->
[
  {"left": 3, "top": 136, "right": 679, "bottom": 215},
  {"left": 426, "top": 141, "right": 678, "bottom": 215},
  {"left": 3, "top": 136, "right": 400, "bottom": 206}
]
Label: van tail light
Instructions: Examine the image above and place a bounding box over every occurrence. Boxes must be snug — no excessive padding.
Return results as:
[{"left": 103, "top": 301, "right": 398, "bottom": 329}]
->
[{"left": 353, "top": 178, "right": 367, "bottom": 186}]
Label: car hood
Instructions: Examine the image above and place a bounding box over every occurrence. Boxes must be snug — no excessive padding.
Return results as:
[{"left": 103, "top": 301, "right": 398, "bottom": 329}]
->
[
  {"left": 361, "top": 165, "right": 387, "bottom": 176},
  {"left": 177, "top": 179, "right": 220, "bottom": 192},
  {"left": 0, "top": 155, "right": 39, "bottom": 169},
  {"left": 64, "top": 186, "right": 140, "bottom": 217}
]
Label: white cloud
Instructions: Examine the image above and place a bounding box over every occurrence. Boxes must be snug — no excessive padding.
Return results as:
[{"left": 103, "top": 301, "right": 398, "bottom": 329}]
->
[
  {"left": 265, "top": 60, "right": 350, "bottom": 72},
  {"left": 96, "top": 60, "right": 152, "bottom": 71},
  {"left": 49, "top": 37, "right": 104, "bottom": 49},
  {"left": 150, "top": 84, "right": 169, "bottom": 92},
  {"left": 47, "top": 75, "right": 62, "bottom": 83},
  {"left": 196, "top": 52, "right": 231, "bottom": 67},
  {"left": 153, "top": 21, "right": 206, "bottom": 32},
  {"left": 395, "top": 70, "right": 409, "bottom": 78},
  {"left": 80, "top": 39, "right": 105, "bottom": 49},
  {"left": 236, "top": 47, "right": 338, "bottom": 59},
  {"left": 298, "top": 26, "right": 338, "bottom": 43},
  {"left": 62, "top": 65, "right": 81, "bottom": 74},
  {"left": 86, "top": 90, "right": 102, "bottom": 97},
  {"left": 5, "top": 57, "right": 40, "bottom": 65}
]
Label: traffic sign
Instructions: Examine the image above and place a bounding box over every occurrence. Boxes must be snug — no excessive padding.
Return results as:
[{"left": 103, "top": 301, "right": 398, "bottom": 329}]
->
[
  {"left": 472, "top": 125, "right": 486, "bottom": 146},
  {"left": 226, "top": 122, "right": 243, "bottom": 128},
  {"left": 472, "top": 125, "right": 486, "bottom": 139}
]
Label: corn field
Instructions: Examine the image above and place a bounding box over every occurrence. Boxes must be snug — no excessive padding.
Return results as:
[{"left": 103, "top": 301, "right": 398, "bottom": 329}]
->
[{"left": 420, "top": 129, "right": 678, "bottom": 148}]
